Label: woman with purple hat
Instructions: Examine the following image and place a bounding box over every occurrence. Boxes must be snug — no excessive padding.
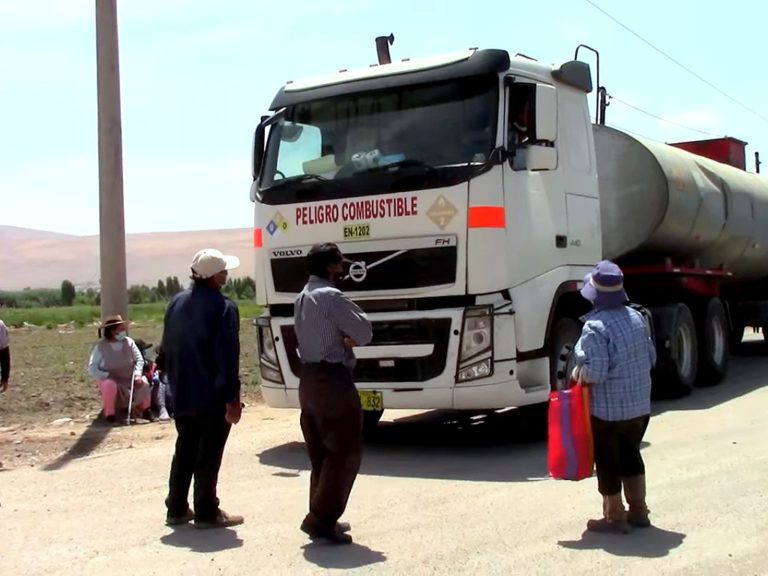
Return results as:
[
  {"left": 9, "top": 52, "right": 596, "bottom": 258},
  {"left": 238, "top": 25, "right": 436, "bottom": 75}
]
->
[{"left": 573, "top": 260, "right": 657, "bottom": 534}]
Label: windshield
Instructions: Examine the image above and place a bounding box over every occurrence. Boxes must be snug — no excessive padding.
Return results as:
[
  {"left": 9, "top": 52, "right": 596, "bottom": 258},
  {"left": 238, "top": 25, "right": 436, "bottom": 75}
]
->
[{"left": 258, "top": 74, "right": 498, "bottom": 204}]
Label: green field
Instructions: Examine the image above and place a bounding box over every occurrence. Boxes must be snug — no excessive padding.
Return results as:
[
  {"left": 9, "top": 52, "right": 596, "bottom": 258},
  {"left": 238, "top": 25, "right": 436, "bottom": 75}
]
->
[{"left": 0, "top": 301, "right": 264, "bottom": 426}]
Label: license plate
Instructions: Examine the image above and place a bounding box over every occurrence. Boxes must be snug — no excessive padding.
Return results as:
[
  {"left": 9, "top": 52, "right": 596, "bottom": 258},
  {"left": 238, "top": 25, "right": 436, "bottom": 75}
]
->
[
  {"left": 343, "top": 223, "right": 371, "bottom": 240},
  {"left": 359, "top": 390, "right": 383, "bottom": 411}
]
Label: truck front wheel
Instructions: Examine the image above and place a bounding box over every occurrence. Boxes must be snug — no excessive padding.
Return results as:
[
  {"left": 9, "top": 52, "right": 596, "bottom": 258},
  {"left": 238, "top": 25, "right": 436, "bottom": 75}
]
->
[{"left": 549, "top": 318, "right": 582, "bottom": 391}]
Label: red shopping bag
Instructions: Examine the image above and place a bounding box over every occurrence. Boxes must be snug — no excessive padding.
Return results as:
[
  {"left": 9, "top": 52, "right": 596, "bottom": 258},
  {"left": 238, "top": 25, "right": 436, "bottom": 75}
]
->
[{"left": 547, "top": 382, "right": 594, "bottom": 480}]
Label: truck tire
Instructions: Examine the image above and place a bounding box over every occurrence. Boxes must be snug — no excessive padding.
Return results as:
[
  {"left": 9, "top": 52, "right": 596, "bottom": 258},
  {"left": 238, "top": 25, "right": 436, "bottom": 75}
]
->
[
  {"left": 697, "top": 298, "right": 729, "bottom": 386},
  {"left": 549, "top": 318, "right": 582, "bottom": 391},
  {"left": 652, "top": 303, "right": 698, "bottom": 397},
  {"left": 728, "top": 314, "right": 745, "bottom": 352},
  {"left": 362, "top": 409, "right": 384, "bottom": 439}
]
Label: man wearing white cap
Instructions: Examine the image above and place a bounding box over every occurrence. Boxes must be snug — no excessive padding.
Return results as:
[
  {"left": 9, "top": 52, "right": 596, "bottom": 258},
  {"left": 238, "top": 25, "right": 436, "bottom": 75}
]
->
[{"left": 160, "top": 248, "right": 244, "bottom": 529}]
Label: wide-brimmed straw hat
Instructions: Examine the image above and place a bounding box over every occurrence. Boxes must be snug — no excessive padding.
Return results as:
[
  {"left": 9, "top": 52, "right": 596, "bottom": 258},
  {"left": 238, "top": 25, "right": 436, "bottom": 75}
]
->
[
  {"left": 100, "top": 314, "right": 126, "bottom": 329},
  {"left": 580, "top": 260, "right": 629, "bottom": 309}
]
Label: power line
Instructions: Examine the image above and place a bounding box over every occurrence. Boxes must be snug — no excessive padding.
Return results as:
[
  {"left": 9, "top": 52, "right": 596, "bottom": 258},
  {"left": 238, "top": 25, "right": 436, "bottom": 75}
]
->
[
  {"left": 605, "top": 123, "right": 659, "bottom": 142},
  {"left": 584, "top": 0, "right": 768, "bottom": 124},
  {"left": 608, "top": 94, "right": 720, "bottom": 137}
]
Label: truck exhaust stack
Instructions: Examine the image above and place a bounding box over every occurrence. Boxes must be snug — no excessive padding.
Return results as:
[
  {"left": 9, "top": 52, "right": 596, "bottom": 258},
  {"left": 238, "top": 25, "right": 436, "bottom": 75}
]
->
[{"left": 375, "top": 34, "right": 395, "bottom": 65}]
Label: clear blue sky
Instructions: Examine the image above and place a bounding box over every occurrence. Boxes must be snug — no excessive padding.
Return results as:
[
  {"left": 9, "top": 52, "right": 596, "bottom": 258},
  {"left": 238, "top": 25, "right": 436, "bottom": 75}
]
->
[{"left": 1, "top": 0, "right": 766, "bottom": 235}]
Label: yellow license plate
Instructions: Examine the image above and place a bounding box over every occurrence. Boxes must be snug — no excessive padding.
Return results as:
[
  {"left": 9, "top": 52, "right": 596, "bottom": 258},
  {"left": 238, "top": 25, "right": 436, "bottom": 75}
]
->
[
  {"left": 359, "top": 390, "right": 383, "bottom": 411},
  {"left": 343, "top": 223, "right": 371, "bottom": 240}
]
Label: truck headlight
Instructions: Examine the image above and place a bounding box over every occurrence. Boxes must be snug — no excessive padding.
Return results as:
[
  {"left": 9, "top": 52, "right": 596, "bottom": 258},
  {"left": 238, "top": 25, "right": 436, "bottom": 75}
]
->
[
  {"left": 256, "top": 316, "right": 283, "bottom": 384},
  {"left": 456, "top": 306, "right": 494, "bottom": 383},
  {"left": 459, "top": 306, "right": 493, "bottom": 362},
  {"left": 457, "top": 358, "right": 492, "bottom": 381},
  {"left": 259, "top": 325, "right": 278, "bottom": 365}
]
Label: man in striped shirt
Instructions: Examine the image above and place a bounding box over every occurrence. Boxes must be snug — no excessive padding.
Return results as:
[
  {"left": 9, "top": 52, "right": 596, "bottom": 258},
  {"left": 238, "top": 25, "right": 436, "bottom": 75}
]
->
[
  {"left": 573, "top": 260, "right": 656, "bottom": 534},
  {"left": 294, "top": 243, "right": 372, "bottom": 545}
]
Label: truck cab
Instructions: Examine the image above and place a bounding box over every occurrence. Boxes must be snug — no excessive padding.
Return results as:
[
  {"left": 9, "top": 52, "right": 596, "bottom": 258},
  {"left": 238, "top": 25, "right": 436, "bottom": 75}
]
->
[{"left": 250, "top": 48, "right": 601, "bottom": 422}]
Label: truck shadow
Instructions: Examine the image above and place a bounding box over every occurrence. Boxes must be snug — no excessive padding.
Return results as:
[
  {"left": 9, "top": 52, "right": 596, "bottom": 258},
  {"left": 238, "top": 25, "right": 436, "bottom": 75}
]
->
[
  {"left": 652, "top": 342, "right": 768, "bottom": 415},
  {"left": 259, "top": 350, "right": 767, "bottom": 483},
  {"left": 257, "top": 405, "right": 549, "bottom": 483}
]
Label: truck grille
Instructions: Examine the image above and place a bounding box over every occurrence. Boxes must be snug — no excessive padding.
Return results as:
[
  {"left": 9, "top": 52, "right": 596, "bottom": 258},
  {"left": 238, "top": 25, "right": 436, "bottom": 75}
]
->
[
  {"left": 271, "top": 245, "right": 457, "bottom": 294},
  {"left": 280, "top": 318, "right": 452, "bottom": 383}
]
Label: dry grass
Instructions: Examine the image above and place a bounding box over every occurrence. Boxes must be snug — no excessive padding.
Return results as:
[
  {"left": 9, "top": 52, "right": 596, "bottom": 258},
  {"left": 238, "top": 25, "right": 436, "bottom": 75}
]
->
[{"left": 0, "top": 319, "right": 260, "bottom": 427}]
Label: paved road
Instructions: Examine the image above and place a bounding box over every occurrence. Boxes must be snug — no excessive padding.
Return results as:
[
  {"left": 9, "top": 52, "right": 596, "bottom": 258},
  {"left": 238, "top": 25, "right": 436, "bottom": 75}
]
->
[{"left": 1, "top": 340, "right": 767, "bottom": 575}]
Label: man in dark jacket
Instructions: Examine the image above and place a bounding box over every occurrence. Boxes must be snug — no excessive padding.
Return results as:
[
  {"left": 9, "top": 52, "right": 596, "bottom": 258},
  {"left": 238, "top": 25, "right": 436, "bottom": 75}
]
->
[
  {"left": 0, "top": 320, "right": 10, "bottom": 393},
  {"left": 161, "top": 248, "right": 243, "bottom": 529}
]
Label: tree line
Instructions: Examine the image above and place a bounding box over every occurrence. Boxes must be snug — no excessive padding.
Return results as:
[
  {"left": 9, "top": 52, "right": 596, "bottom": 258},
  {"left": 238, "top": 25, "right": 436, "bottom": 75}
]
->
[{"left": 0, "top": 276, "right": 257, "bottom": 308}]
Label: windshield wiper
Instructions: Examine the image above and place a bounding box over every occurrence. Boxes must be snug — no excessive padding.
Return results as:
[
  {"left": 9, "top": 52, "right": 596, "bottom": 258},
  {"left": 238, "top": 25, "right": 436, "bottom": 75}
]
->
[
  {"left": 267, "top": 173, "right": 328, "bottom": 189},
  {"left": 359, "top": 158, "right": 438, "bottom": 175}
]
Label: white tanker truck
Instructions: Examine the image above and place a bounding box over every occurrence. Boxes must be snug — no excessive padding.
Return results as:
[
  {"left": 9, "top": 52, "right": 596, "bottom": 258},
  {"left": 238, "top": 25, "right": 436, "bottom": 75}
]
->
[{"left": 249, "top": 44, "right": 768, "bottom": 429}]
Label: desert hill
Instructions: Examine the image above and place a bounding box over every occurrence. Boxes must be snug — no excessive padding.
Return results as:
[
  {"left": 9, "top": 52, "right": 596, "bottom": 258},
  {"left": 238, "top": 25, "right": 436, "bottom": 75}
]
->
[{"left": 0, "top": 225, "right": 255, "bottom": 290}]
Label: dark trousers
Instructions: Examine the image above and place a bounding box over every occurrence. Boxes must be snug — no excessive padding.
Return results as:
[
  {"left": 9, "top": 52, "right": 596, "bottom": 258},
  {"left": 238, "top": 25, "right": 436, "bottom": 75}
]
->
[
  {"left": 592, "top": 414, "right": 650, "bottom": 495},
  {"left": 299, "top": 362, "right": 363, "bottom": 529},
  {"left": 166, "top": 406, "right": 231, "bottom": 521}
]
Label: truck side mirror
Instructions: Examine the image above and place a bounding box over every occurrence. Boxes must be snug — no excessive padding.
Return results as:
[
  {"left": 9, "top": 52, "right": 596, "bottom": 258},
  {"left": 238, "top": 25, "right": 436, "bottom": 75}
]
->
[
  {"left": 511, "top": 146, "right": 558, "bottom": 171},
  {"left": 252, "top": 115, "right": 269, "bottom": 181},
  {"left": 533, "top": 83, "right": 557, "bottom": 142}
]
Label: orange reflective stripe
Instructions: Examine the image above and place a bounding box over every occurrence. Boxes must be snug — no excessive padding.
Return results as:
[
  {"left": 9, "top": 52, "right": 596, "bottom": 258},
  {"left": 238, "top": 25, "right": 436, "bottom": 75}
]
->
[
  {"left": 253, "top": 227, "right": 263, "bottom": 248},
  {"left": 468, "top": 206, "right": 505, "bottom": 228}
]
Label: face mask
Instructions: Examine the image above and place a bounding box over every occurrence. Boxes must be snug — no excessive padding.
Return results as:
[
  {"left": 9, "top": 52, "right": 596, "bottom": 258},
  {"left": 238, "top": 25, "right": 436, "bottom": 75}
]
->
[{"left": 116, "top": 331, "right": 127, "bottom": 341}]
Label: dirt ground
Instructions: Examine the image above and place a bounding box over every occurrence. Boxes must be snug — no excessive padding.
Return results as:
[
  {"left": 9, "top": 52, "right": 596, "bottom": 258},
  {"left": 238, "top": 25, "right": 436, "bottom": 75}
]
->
[{"left": 1, "top": 338, "right": 767, "bottom": 575}]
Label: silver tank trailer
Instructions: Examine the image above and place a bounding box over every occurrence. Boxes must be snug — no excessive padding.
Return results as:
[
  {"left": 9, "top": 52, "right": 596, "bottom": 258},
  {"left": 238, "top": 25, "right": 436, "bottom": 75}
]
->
[{"left": 593, "top": 125, "right": 768, "bottom": 280}]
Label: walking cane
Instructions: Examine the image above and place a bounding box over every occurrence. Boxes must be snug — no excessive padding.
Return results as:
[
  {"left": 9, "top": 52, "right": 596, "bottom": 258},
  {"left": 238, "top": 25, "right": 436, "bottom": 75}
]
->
[{"left": 126, "top": 378, "right": 135, "bottom": 426}]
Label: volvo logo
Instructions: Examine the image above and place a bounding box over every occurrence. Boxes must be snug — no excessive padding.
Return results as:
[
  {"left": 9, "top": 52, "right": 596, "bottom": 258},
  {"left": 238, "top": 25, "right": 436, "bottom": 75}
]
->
[
  {"left": 348, "top": 261, "right": 368, "bottom": 283},
  {"left": 271, "top": 248, "right": 303, "bottom": 258}
]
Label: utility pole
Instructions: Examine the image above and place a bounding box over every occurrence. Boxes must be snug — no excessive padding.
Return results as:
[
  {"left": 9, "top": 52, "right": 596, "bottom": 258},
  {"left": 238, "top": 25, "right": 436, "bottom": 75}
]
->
[{"left": 95, "top": 0, "right": 128, "bottom": 321}]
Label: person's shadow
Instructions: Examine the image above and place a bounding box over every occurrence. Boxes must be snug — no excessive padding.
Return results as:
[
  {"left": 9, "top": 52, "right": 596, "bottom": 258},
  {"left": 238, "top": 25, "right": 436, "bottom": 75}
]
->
[
  {"left": 160, "top": 526, "right": 243, "bottom": 553},
  {"left": 302, "top": 541, "right": 387, "bottom": 569},
  {"left": 558, "top": 526, "right": 686, "bottom": 558}
]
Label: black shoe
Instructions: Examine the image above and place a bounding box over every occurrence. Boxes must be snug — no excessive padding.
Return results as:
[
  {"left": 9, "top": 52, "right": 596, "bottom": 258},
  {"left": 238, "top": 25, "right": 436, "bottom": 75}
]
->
[
  {"left": 105, "top": 415, "right": 116, "bottom": 424},
  {"left": 166, "top": 508, "right": 195, "bottom": 526},
  {"left": 301, "top": 514, "right": 353, "bottom": 544}
]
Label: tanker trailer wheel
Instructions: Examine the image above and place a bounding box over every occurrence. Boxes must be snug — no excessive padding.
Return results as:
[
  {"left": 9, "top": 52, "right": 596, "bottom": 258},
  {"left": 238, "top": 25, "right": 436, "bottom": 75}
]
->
[
  {"left": 727, "top": 305, "right": 746, "bottom": 352},
  {"left": 652, "top": 303, "right": 698, "bottom": 398},
  {"left": 696, "top": 298, "right": 729, "bottom": 386},
  {"left": 549, "top": 318, "right": 582, "bottom": 391}
]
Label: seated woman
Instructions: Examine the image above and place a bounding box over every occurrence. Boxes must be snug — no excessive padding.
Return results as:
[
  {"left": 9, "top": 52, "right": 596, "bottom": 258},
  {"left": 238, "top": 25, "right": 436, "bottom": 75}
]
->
[
  {"left": 153, "top": 344, "right": 174, "bottom": 419},
  {"left": 134, "top": 338, "right": 170, "bottom": 422},
  {"left": 87, "top": 314, "right": 152, "bottom": 424}
]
